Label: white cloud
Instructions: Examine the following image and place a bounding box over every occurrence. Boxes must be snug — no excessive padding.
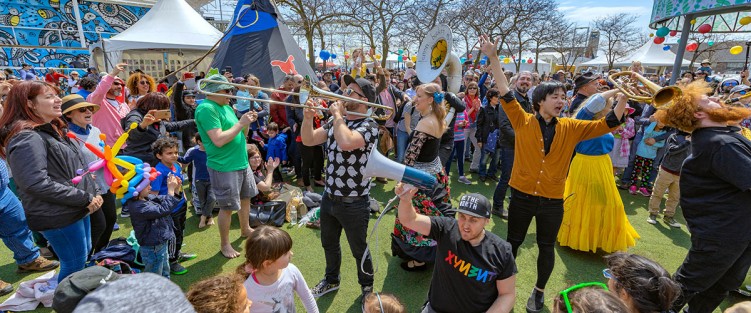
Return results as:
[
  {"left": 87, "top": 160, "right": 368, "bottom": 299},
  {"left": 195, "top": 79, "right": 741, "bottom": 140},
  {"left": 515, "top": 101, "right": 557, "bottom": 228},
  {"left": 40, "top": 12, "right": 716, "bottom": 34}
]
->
[
  {"left": 558, "top": 6, "right": 576, "bottom": 11},
  {"left": 559, "top": 5, "right": 652, "bottom": 30}
]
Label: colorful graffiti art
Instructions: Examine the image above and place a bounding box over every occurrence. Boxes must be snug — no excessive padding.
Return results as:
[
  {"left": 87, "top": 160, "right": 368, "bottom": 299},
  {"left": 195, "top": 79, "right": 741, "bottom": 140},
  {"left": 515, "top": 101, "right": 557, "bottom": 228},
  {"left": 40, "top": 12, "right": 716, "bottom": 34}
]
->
[{"left": 0, "top": 0, "right": 148, "bottom": 67}]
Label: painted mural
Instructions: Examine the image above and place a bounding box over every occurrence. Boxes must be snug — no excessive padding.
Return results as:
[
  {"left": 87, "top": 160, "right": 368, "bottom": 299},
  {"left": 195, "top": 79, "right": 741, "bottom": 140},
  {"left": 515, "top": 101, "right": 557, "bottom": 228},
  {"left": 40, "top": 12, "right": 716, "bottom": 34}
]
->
[{"left": 0, "top": 0, "right": 149, "bottom": 67}]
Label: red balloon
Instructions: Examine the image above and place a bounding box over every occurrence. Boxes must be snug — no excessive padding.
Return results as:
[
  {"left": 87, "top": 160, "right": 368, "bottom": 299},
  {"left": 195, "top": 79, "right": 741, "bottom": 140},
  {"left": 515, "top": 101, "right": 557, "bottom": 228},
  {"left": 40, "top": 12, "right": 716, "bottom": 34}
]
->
[
  {"left": 468, "top": 54, "right": 473, "bottom": 59},
  {"left": 686, "top": 42, "right": 699, "bottom": 52},
  {"left": 527, "top": 59, "right": 533, "bottom": 64},
  {"left": 698, "top": 23, "right": 712, "bottom": 34},
  {"left": 402, "top": 56, "right": 407, "bottom": 60},
  {"left": 653, "top": 36, "right": 665, "bottom": 44},
  {"left": 669, "top": 30, "right": 678, "bottom": 36}
]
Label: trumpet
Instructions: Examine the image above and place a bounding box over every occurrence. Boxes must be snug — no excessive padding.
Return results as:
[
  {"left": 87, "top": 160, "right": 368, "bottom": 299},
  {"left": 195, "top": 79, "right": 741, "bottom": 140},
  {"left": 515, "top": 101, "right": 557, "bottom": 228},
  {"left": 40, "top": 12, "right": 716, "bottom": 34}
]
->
[
  {"left": 608, "top": 71, "right": 682, "bottom": 108},
  {"left": 196, "top": 78, "right": 394, "bottom": 120},
  {"left": 724, "top": 92, "right": 751, "bottom": 105}
]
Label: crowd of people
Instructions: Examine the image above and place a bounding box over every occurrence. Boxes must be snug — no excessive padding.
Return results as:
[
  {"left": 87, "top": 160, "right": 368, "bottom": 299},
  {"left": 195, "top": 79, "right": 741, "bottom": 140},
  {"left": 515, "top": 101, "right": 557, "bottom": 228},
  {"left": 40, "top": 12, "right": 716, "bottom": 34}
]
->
[{"left": 0, "top": 32, "right": 751, "bottom": 313}]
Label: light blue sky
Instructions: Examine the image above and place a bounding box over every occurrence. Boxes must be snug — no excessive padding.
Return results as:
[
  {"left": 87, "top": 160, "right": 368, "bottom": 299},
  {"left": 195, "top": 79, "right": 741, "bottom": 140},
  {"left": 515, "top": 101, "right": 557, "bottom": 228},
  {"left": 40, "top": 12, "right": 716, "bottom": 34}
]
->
[{"left": 558, "top": 0, "right": 654, "bottom": 31}]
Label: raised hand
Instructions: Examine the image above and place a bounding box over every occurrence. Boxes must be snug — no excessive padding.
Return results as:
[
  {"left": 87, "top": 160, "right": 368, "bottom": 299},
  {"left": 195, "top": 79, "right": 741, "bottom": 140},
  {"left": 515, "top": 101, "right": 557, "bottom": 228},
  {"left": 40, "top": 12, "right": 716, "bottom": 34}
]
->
[
  {"left": 266, "top": 157, "right": 281, "bottom": 171},
  {"left": 141, "top": 110, "right": 157, "bottom": 128},
  {"left": 110, "top": 63, "right": 127, "bottom": 77},
  {"left": 478, "top": 34, "right": 500, "bottom": 58}
]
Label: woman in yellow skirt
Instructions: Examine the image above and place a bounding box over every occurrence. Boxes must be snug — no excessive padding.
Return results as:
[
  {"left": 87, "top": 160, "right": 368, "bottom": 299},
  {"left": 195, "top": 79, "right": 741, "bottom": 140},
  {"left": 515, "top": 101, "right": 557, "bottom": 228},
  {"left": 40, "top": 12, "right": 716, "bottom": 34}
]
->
[{"left": 558, "top": 90, "right": 640, "bottom": 253}]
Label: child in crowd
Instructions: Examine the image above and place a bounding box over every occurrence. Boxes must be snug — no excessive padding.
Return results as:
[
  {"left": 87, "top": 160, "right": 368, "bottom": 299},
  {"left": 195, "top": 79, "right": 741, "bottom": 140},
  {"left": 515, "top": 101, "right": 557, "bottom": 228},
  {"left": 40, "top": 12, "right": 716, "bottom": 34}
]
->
[
  {"left": 362, "top": 293, "right": 406, "bottom": 313},
  {"left": 265, "top": 122, "right": 287, "bottom": 182},
  {"left": 237, "top": 226, "right": 318, "bottom": 313},
  {"left": 628, "top": 121, "right": 667, "bottom": 197},
  {"left": 187, "top": 274, "right": 253, "bottom": 313},
  {"left": 178, "top": 133, "right": 215, "bottom": 228},
  {"left": 647, "top": 131, "right": 691, "bottom": 228},
  {"left": 609, "top": 112, "right": 635, "bottom": 177},
  {"left": 124, "top": 172, "right": 181, "bottom": 278},
  {"left": 552, "top": 285, "right": 628, "bottom": 313},
  {"left": 445, "top": 110, "right": 472, "bottom": 185},
  {"left": 150, "top": 137, "right": 196, "bottom": 275}
]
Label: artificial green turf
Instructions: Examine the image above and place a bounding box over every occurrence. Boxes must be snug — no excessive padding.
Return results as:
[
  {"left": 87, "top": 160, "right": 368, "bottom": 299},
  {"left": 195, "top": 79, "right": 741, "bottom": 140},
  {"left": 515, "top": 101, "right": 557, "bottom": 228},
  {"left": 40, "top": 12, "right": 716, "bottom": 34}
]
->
[{"left": 1, "top": 167, "right": 748, "bottom": 312}]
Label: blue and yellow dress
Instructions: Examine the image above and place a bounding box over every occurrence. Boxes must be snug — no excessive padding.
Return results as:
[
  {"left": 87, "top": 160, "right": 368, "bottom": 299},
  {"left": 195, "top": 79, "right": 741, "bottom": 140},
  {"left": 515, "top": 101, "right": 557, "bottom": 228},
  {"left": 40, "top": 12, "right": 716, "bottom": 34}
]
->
[{"left": 557, "top": 95, "right": 639, "bottom": 253}]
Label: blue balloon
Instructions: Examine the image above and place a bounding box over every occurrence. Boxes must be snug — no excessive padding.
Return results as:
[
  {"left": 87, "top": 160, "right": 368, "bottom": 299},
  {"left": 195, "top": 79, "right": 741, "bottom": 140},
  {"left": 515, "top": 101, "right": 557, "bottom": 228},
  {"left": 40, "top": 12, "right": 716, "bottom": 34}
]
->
[
  {"left": 480, "top": 59, "right": 487, "bottom": 65},
  {"left": 331, "top": 53, "right": 337, "bottom": 59},
  {"left": 460, "top": 57, "right": 467, "bottom": 63},
  {"left": 319, "top": 50, "right": 330, "bottom": 61},
  {"left": 663, "top": 45, "right": 671, "bottom": 51}
]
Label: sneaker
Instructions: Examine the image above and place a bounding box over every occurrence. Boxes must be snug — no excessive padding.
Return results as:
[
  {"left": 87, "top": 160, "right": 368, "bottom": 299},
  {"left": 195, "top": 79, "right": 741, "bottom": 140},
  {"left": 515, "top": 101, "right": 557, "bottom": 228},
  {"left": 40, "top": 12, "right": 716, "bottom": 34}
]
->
[
  {"left": 120, "top": 208, "right": 130, "bottom": 218},
  {"left": 361, "top": 285, "right": 373, "bottom": 304},
  {"left": 170, "top": 262, "right": 188, "bottom": 275},
  {"left": 629, "top": 185, "right": 638, "bottom": 195},
  {"left": 647, "top": 214, "right": 658, "bottom": 224},
  {"left": 638, "top": 187, "right": 651, "bottom": 197},
  {"left": 0, "top": 280, "right": 13, "bottom": 297},
  {"left": 17, "top": 256, "right": 59, "bottom": 273},
  {"left": 526, "top": 289, "right": 544, "bottom": 313},
  {"left": 458, "top": 176, "right": 472, "bottom": 185},
  {"left": 663, "top": 217, "right": 681, "bottom": 228},
  {"left": 113, "top": 223, "right": 120, "bottom": 231},
  {"left": 177, "top": 252, "right": 197, "bottom": 263},
  {"left": 311, "top": 279, "right": 339, "bottom": 298}
]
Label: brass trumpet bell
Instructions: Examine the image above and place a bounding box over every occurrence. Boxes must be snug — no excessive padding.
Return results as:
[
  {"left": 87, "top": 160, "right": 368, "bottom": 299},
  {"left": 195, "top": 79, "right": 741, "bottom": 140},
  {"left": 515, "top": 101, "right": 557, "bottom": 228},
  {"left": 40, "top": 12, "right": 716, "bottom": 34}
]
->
[{"left": 607, "top": 71, "right": 682, "bottom": 108}]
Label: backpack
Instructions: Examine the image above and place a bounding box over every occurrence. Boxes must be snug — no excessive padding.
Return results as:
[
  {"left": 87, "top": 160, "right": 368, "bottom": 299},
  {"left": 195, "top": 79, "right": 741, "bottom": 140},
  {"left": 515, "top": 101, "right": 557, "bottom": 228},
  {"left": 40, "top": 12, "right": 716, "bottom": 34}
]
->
[
  {"left": 90, "top": 237, "right": 136, "bottom": 264},
  {"left": 96, "top": 258, "right": 136, "bottom": 274},
  {"left": 484, "top": 129, "right": 500, "bottom": 153}
]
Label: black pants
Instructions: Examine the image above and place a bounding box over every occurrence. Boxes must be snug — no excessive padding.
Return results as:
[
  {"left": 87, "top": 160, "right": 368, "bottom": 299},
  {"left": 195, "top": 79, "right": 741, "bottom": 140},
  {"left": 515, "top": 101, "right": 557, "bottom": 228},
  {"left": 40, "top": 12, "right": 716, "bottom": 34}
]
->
[
  {"left": 506, "top": 188, "right": 564, "bottom": 290},
  {"left": 672, "top": 237, "right": 751, "bottom": 313},
  {"left": 320, "top": 193, "right": 374, "bottom": 287},
  {"left": 168, "top": 201, "right": 187, "bottom": 262},
  {"left": 298, "top": 143, "right": 323, "bottom": 187},
  {"left": 437, "top": 141, "right": 453, "bottom": 169},
  {"left": 90, "top": 192, "right": 117, "bottom": 253}
]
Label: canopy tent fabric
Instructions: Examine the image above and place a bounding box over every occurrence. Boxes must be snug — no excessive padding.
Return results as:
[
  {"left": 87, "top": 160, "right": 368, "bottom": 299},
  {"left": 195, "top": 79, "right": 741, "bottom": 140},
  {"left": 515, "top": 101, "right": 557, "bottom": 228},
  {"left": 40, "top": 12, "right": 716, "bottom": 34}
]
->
[
  {"left": 580, "top": 54, "right": 618, "bottom": 66},
  {"left": 618, "top": 40, "right": 691, "bottom": 67},
  {"left": 89, "top": 0, "right": 222, "bottom": 72}
]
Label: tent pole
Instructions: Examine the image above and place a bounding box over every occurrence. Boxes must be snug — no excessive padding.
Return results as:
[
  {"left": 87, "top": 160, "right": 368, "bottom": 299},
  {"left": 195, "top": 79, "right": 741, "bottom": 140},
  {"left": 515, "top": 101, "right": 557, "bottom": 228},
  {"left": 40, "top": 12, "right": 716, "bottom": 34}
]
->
[{"left": 670, "top": 14, "right": 693, "bottom": 85}]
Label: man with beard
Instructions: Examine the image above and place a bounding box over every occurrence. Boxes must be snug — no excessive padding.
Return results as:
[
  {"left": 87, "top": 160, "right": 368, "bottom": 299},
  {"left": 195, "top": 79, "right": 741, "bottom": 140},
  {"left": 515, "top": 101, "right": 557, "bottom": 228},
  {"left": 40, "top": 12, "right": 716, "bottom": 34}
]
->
[
  {"left": 89, "top": 63, "right": 131, "bottom": 147},
  {"left": 394, "top": 189, "right": 516, "bottom": 313},
  {"left": 654, "top": 82, "right": 751, "bottom": 313},
  {"left": 323, "top": 71, "right": 339, "bottom": 93},
  {"left": 567, "top": 72, "right": 600, "bottom": 115},
  {"left": 492, "top": 71, "right": 533, "bottom": 218},
  {"left": 301, "top": 74, "right": 378, "bottom": 305}
]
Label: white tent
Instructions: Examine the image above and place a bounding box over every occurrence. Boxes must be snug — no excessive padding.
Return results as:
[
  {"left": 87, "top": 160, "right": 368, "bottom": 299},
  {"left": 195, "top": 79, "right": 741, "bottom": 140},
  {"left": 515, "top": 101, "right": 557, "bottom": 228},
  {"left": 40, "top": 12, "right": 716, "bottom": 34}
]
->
[
  {"left": 89, "top": 0, "right": 222, "bottom": 77},
  {"left": 618, "top": 40, "right": 691, "bottom": 67},
  {"left": 503, "top": 57, "right": 552, "bottom": 74}
]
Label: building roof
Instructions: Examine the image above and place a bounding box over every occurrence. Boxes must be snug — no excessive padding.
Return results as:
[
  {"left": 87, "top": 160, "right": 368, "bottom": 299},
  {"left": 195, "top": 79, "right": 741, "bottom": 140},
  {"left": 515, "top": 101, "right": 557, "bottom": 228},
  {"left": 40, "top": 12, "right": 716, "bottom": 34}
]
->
[{"left": 97, "top": 0, "right": 212, "bottom": 9}]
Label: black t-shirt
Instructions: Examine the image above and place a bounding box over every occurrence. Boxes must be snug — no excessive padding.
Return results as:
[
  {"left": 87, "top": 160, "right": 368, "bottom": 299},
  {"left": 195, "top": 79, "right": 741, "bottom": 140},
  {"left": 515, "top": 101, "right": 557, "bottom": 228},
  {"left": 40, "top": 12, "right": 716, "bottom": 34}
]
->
[
  {"left": 680, "top": 127, "right": 751, "bottom": 241},
  {"left": 567, "top": 93, "right": 588, "bottom": 114},
  {"left": 322, "top": 117, "right": 378, "bottom": 196},
  {"left": 427, "top": 217, "right": 516, "bottom": 313}
]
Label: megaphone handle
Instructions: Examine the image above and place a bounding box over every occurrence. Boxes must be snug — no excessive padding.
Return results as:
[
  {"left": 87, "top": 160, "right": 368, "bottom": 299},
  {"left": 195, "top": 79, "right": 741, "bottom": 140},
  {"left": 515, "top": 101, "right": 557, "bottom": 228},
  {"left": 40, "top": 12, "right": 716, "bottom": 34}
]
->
[{"left": 397, "top": 183, "right": 417, "bottom": 198}]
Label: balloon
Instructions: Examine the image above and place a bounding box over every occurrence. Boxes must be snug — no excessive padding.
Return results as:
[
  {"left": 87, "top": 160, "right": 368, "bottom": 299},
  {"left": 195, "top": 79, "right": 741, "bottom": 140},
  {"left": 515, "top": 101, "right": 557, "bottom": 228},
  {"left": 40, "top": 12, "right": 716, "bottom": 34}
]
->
[
  {"left": 411, "top": 55, "right": 417, "bottom": 62},
  {"left": 344, "top": 55, "right": 350, "bottom": 59},
  {"left": 741, "top": 16, "right": 751, "bottom": 26},
  {"left": 663, "top": 45, "right": 671, "bottom": 51},
  {"left": 503, "top": 58, "right": 510, "bottom": 64},
  {"left": 72, "top": 176, "right": 83, "bottom": 184},
  {"left": 402, "top": 55, "right": 407, "bottom": 61},
  {"left": 669, "top": 30, "right": 678, "bottom": 36},
  {"left": 697, "top": 24, "right": 712, "bottom": 34},
  {"left": 690, "top": 19, "right": 696, "bottom": 25},
  {"left": 730, "top": 45, "right": 744, "bottom": 55},
  {"left": 656, "top": 26, "right": 670, "bottom": 37},
  {"left": 653, "top": 36, "right": 665, "bottom": 44},
  {"left": 319, "top": 50, "right": 330, "bottom": 61},
  {"left": 375, "top": 54, "right": 382, "bottom": 60},
  {"left": 649, "top": 33, "right": 654, "bottom": 37},
  {"left": 686, "top": 42, "right": 699, "bottom": 52},
  {"left": 134, "top": 173, "right": 152, "bottom": 193},
  {"left": 708, "top": 40, "right": 714, "bottom": 46},
  {"left": 460, "top": 57, "right": 467, "bottom": 63},
  {"left": 527, "top": 59, "right": 533, "bottom": 64},
  {"left": 468, "top": 54, "right": 473, "bottom": 59},
  {"left": 480, "top": 59, "right": 486, "bottom": 65},
  {"left": 397, "top": 49, "right": 403, "bottom": 55},
  {"left": 331, "top": 53, "right": 337, "bottom": 59}
]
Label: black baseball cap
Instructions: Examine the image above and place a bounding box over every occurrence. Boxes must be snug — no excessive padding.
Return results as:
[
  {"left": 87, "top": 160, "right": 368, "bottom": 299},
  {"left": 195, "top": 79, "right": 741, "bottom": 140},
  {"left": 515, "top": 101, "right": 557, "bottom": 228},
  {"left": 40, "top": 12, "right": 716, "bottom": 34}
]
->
[
  {"left": 342, "top": 74, "right": 376, "bottom": 103},
  {"left": 456, "top": 193, "right": 491, "bottom": 219}
]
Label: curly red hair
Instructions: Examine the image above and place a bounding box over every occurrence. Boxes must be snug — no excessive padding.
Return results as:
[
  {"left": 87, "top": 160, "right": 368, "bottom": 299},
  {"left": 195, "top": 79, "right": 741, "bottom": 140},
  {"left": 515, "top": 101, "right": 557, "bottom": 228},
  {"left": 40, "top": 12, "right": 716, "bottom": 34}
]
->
[{"left": 654, "top": 81, "right": 712, "bottom": 133}]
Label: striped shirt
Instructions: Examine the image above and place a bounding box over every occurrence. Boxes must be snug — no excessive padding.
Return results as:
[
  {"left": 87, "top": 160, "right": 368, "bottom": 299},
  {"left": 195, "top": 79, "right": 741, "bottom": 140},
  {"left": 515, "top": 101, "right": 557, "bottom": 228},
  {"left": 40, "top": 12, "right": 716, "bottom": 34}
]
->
[{"left": 454, "top": 111, "right": 466, "bottom": 141}]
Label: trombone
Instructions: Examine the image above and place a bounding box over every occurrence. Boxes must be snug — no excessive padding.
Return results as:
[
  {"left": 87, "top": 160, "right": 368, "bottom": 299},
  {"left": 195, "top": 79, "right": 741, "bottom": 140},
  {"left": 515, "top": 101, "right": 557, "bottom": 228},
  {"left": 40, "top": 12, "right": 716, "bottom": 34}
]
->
[
  {"left": 196, "top": 78, "right": 394, "bottom": 120},
  {"left": 608, "top": 71, "right": 682, "bottom": 108},
  {"left": 724, "top": 92, "right": 751, "bottom": 105}
]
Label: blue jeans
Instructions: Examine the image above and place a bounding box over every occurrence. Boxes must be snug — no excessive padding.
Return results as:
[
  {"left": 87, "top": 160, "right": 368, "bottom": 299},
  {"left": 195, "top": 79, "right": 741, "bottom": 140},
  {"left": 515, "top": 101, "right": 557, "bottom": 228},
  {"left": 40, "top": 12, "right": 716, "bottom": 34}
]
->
[
  {"left": 141, "top": 242, "right": 170, "bottom": 278},
  {"left": 396, "top": 129, "right": 410, "bottom": 163},
  {"left": 493, "top": 146, "right": 515, "bottom": 210},
  {"left": 40, "top": 215, "right": 91, "bottom": 283},
  {"left": 445, "top": 140, "right": 465, "bottom": 176},
  {"left": 479, "top": 147, "right": 500, "bottom": 178},
  {"left": 0, "top": 188, "right": 39, "bottom": 265}
]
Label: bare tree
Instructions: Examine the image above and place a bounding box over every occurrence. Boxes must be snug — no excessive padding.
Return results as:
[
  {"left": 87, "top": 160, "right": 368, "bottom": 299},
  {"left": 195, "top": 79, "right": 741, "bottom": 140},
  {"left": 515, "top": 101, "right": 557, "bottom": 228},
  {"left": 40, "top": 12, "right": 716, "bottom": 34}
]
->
[
  {"left": 527, "top": 11, "right": 562, "bottom": 72},
  {"left": 504, "top": 0, "right": 557, "bottom": 71},
  {"left": 277, "top": 0, "right": 344, "bottom": 68},
  {"left": 685, "top": 33, "right": 733, "bottom": 70},
  {"left": 548, "top": 21, "right": 587, "bottom": 72},
  {"left": 592, "top": 13, "right": 642, "bottom": 70}
]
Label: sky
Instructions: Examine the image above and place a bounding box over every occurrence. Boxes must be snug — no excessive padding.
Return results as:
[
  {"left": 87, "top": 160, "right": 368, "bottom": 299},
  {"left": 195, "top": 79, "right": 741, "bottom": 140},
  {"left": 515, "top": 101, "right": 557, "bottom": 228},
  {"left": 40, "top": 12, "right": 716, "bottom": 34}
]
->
[{"left": 557, "top": 0, "right": 654, "bottom": 32}]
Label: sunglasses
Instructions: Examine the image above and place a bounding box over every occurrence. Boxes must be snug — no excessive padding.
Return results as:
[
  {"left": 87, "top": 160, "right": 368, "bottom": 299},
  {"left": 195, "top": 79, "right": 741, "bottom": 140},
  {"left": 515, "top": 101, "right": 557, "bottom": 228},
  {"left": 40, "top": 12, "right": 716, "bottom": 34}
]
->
[
  {"left": 559, "top": 282, "right": 609, "bottom": 313},
  {"left": 738, "top": 90, "right": 748, "bottom": 96},
  {"left": 0, "top": 77, "right": 5, "bottom": 81},
  {"left": 112, "top": 82, "right": 123, "bottom": 86},
  {"left": 723, "top": 81, "right": 739, "bottom": 87},
  {"left": 139, "top": 81, "right": 149, "bottom": 85},
  {"left": 77, "top": 107, "right": 95, "bottom": 113},
  {"left": 468, "top": 87, "right": 478, "bottom": 90},
  {"left": 344, "top": 88, "right": 366, "bottom": 98}
]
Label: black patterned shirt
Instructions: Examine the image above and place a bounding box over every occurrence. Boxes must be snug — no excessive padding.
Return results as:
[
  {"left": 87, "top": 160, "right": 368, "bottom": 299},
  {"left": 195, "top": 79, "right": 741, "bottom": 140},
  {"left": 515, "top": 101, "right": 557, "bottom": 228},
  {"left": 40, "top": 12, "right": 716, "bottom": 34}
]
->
[{"left": 322, "top": 117, "right": 379, "bottom": 196}]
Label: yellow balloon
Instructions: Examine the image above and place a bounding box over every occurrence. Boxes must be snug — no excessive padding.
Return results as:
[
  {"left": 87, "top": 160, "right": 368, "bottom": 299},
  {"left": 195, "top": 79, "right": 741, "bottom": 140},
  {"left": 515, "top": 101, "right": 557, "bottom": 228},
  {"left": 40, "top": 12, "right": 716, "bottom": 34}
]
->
[
  {"left": 649, "top": 33, "right": 654, "bottom": 37},
  {"left": 730, "top": 45, "right": 744, "bottom": 55},
  {"left": 690, "top": 19, "right": 696, "bottom": 25},
  {"left": 503, "top": 58, "right": 511, "bottom": 64},
  {"left": 375, "top": 54, "right": 382, "bottom": 60},
  {"left": 741, "top": 16, "right": 751, "bottom": 26},
  {"left": 411, "top": 55, "right": 417, "bottom": 62}
]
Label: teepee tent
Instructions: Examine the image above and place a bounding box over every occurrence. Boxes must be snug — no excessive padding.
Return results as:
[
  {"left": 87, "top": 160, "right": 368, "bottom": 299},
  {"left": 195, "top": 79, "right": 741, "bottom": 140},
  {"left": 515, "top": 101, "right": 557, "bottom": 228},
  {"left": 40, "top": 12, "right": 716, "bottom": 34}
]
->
[{"left": 89, "top": 0, "right": 222, "bottom": 77}]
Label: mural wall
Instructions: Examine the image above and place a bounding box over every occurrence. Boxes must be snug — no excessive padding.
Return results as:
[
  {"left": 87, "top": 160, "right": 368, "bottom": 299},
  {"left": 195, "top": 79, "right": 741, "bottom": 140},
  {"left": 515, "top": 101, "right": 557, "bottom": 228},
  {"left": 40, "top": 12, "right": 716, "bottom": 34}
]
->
[{"left": 0, "top": 0, "right": 149, "bottom": 68}]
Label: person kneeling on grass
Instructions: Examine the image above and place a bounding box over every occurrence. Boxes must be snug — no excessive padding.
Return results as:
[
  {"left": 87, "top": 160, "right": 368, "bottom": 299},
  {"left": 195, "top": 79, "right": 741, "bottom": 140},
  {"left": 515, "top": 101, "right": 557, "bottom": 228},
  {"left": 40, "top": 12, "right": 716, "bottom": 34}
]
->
[{"left": 395, "top": 187, "right": 516, "bottom": 313}]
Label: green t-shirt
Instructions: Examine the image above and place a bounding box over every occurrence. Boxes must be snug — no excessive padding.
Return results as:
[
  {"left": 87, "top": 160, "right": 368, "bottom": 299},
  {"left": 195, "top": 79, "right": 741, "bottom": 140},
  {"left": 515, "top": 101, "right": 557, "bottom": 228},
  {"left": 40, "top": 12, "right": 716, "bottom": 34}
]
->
[{"left": 195, "top": 99, "right": 249, "bottom": 171}]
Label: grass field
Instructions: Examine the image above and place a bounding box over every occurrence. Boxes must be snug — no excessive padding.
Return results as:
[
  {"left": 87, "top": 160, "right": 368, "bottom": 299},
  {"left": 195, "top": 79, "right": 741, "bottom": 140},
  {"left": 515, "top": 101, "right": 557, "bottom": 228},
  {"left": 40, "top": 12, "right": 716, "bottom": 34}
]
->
[{"left": 1, "top": 165, "right": 748, "bottom": 312}]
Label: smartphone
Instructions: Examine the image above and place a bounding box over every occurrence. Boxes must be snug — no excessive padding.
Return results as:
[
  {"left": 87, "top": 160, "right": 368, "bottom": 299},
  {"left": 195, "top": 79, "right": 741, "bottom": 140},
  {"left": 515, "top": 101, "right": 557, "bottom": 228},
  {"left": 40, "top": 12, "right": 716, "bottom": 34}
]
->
[
  {"left": 183, "top": 72, "right": 196, "bottom": 89},
  {"left": 183, "top": 72, "right": 195, "bottom": 80},
  {"left": 153, "top": 110, "right": 171, "bottom": 120}
]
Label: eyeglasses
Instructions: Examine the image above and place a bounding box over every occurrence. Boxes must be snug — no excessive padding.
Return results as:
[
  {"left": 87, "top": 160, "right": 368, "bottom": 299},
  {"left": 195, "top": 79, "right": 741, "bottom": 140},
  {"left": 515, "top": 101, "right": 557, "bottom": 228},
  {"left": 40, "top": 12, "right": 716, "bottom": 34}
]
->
[
  {"left": 112, "top": 82, "right": 123, "bottom": 86},
  {"left": 559, "top": 282, "right": 609, "bottom": 313},
  {"left": 696, "top": 72, "right": 707, "bottom": 75},
  {"left": 77, "top": 107, "right": 95, "bottom": 113},
  {"left": 344, "top": 88, "right": 366, "bottom": 98},
  {"left": 723, "top": 81, "right": 739, "bottom": 87},
  {"left": 139, "top": 81, "right": 149, "bottom": 85},
  {"left": 250, "top": 155, "right": 262, "bottom": 160},
  {"left": 468, "top": 87, "right": 478, "bottom": 90}
]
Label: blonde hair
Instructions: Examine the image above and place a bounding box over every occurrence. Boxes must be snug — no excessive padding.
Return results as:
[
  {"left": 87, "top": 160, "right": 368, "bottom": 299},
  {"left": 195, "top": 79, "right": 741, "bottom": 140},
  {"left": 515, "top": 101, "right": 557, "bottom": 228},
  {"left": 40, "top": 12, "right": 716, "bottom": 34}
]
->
[
  {"left": 363, "top": 293, "right": 406, "bottom": 313},
  {"left": 186, "top": 274, "right": 247, "bottom": 313},
  {"left": 416, "top": 82, "right": 446, "bottom": 133}
]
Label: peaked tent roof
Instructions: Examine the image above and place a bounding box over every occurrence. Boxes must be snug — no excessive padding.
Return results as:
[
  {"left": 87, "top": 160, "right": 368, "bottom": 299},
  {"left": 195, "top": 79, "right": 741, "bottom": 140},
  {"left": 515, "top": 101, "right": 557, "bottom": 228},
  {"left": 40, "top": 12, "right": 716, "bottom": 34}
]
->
[
  {"left": 616, "top": 40, "right": 691, "bottom": 67},
  {"left": 580, "top": 54, "right": 620, "bottom": 66},
  {"left": 101, "top": 0, "right": 223, "bottom": 52}
]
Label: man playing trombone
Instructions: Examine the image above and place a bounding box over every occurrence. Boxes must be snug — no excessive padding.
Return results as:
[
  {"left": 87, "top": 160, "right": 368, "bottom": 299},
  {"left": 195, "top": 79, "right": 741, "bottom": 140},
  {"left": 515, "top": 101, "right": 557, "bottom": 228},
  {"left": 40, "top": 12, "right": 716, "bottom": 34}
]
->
[{"left": 301, "top": 74, "right": 379, "bottom": 304}]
